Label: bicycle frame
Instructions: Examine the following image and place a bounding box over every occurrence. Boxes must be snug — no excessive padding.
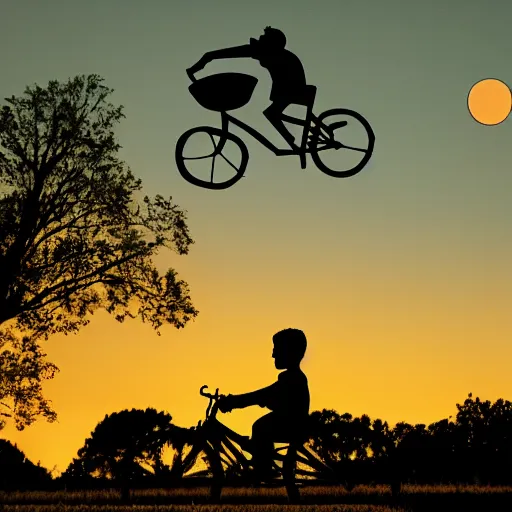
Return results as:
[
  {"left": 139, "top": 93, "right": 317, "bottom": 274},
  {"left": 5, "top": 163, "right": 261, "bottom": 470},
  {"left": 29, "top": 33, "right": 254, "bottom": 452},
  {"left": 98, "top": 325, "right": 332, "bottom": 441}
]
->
[
  {"left": 219, "top": 110, "right": 337, "bottom": 158},
  {"left": 183, "top": 388, "right": 260, "bottom": 477},
  {"left": 183, "top": 386, "right": 338, "bottom": 482}
]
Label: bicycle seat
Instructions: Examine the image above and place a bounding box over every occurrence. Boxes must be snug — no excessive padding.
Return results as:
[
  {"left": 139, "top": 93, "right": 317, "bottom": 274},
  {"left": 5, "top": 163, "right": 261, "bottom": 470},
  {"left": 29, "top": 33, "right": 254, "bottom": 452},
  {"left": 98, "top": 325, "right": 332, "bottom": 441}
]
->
[{"left": 290, "top": 85, "right": 317, "bottom": 107}]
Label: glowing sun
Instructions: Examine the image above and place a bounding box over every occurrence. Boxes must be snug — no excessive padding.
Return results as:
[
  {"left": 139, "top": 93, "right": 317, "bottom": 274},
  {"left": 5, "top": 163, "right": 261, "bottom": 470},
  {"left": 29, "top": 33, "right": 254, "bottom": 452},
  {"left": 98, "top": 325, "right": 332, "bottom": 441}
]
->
[{"left": 468, "top": 78, "right": 511, "bottom": 125}]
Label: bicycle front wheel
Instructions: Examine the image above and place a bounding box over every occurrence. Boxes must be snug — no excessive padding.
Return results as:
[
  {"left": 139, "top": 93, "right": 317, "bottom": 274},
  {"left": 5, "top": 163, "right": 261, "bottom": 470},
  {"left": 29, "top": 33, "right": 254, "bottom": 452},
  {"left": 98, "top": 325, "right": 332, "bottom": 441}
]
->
[
  {"left": 310, "top": 108, "right": 375, "bottom": 178},
  {"left": 175, "top": 126, "right": 248, "bottom": 190},
  {"left": 181, "top": 438, "right": 224, "bottom": 502}
]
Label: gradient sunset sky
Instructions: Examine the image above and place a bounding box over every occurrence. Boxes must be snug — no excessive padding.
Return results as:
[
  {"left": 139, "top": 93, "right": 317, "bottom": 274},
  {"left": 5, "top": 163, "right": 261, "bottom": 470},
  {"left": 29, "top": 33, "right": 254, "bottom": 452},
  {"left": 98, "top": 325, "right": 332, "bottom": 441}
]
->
[{"left": 1, "top": 0, "right": 511, "bottom": 475}]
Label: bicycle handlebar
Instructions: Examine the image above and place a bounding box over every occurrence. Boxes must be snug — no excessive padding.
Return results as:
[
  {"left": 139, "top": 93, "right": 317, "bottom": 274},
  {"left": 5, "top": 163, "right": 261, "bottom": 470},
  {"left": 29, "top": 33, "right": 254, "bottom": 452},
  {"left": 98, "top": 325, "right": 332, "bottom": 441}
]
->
[
  {"left": 200, "top": 385, "right": 223, "bottom": 420},
  {"left": 200, "top": 385, "right": 221, "bottom": 400},
  {"left": 186, "top": 68, "right": 198, "bottom": 83}
]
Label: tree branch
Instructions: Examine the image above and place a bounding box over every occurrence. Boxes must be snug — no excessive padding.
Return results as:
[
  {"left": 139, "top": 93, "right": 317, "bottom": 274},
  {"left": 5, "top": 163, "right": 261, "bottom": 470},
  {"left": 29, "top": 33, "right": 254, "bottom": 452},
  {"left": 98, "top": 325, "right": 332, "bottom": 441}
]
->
[{"left": 20, "top": 248, "right": 149, "bottom": 312}]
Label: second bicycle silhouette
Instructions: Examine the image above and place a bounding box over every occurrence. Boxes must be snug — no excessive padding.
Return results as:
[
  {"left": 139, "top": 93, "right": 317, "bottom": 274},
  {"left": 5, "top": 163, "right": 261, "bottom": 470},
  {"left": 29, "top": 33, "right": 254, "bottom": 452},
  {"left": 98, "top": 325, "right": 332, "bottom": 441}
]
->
[{"left": 176, "top": 27, "right": 376, "bottom": 190}]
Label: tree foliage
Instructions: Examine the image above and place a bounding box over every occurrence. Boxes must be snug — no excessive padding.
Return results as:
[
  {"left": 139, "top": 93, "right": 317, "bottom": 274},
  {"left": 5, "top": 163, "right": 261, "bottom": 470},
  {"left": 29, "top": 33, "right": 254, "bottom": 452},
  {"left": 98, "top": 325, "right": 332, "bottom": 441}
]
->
[
  {"left": 0, "top": 73, "right": 198, "bottom": 337},
  {"left": 308, "top": 393, "right": 512, "bottom": 486},
  {"left": 0, "top": 74, "right": 199, "bottom": 429},
  {"left": 63, "top": 407, "right": 194, "bottom": 483},
  {"left": 0, "top": 329, "right": 58, "bottom": 430}
]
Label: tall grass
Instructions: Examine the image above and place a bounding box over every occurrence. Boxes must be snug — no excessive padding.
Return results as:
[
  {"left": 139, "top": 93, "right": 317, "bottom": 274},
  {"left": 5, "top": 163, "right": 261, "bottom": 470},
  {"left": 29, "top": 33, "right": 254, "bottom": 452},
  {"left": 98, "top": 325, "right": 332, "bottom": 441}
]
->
[{"left": 1, "top": 484, "right": 511, "bottom": 511}]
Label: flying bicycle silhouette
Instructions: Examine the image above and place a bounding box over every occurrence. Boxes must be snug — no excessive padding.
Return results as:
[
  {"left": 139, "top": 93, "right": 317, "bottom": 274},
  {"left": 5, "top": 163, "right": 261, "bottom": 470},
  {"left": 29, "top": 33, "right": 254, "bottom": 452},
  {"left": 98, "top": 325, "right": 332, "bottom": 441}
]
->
[{"left": 175, "top": 27, "right": 375, "bottom": 190}]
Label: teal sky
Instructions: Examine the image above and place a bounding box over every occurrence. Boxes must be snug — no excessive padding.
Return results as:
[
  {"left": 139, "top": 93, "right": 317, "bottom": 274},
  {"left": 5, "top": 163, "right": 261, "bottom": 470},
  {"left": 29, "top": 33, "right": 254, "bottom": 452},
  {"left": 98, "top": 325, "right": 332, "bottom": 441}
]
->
[
  {"left": 1, "top": 0, "right": 512, "bottom": 473},
  {"left": 2, "top": 0, "right": 511, "bottom": 258},
  {"left": 2, "top": 0, "right": 511, "bottom": 249}
]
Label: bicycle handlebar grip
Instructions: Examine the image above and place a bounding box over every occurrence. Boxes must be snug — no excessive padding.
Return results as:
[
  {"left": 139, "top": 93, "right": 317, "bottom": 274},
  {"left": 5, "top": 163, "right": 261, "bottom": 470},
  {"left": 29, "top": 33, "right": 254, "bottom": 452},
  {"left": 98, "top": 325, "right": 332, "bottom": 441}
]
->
[
  {"left": 200, "top": 385, "right": 221, "bottom": 399},
  {"left": 186, "top": 68, "right": 197, "bottom": 83}
]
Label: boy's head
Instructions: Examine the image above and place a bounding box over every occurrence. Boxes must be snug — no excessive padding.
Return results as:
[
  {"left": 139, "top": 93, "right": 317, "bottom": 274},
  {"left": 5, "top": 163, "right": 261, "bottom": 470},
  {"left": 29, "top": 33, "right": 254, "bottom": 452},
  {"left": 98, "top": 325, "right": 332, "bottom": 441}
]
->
[
  {"left": 272, "top": 328, "right": 307, "bottom": 369},
  {"left": 258, "top": 26, "right": 286, "bottom": 51}
]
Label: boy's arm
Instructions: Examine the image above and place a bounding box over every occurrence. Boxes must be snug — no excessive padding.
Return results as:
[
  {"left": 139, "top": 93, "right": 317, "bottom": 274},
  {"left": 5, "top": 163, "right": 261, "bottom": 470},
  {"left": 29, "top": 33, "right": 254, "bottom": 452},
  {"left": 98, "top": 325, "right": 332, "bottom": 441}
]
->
[
  {"left": 207, "top": 45, "right": 253, "bottom": 60},
  {"left": 188, "top": 45, "right": 253, "bottom": 76},
  {"left": 230, "top": 382, "right": 278, "bottom": 409}
]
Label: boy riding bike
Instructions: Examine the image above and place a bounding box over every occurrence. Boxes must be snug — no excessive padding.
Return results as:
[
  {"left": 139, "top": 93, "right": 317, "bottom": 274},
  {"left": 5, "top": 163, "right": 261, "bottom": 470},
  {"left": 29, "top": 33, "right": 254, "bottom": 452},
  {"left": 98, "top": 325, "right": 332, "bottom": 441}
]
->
[
  {"left": 187, "top": 27, "right": 309, "bottom": 150},
  {"left": 217, "top": 328, "right": 310, "bottom": 482}
]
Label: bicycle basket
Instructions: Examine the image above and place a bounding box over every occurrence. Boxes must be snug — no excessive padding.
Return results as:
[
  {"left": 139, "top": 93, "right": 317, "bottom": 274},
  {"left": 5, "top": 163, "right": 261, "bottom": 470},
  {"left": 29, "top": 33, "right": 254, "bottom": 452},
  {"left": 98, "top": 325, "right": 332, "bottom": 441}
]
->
[{"left": 189, "top": 73, "right": 258, "bottom": 112}]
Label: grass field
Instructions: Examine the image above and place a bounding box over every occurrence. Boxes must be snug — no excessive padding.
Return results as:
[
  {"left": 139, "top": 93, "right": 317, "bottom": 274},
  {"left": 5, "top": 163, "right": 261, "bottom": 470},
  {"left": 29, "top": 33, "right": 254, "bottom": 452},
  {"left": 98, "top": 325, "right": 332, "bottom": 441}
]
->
[{"left": 1, "top": 484, "right": 511, "bottom": 511}]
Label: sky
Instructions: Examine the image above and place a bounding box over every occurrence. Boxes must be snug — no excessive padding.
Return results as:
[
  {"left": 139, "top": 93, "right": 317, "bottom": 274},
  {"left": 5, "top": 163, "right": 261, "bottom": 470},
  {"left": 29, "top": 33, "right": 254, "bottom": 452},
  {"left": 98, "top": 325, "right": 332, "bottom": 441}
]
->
[{"left": 1, "top": 0, "right": 511, "bottom": 475}]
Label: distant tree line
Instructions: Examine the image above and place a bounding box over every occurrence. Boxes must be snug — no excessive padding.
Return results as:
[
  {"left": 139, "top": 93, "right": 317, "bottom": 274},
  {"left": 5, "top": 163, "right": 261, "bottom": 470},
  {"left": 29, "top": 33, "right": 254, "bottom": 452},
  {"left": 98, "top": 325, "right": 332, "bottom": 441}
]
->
[
  {"left": 1, "top": 393, "right": 511, "bottom": 493},
  {"left": 307, "top": 393, "right": 512, "bottom": 488}
]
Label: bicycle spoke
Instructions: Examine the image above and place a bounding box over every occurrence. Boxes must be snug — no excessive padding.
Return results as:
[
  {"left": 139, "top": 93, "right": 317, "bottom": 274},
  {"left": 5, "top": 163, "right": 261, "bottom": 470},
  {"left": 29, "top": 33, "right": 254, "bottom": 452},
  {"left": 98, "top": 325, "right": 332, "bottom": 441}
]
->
[
  {"left": 219, "top": 441, "right": 239, "bottom": 466},
  {"left": 314, "top": 132, "right": 329, "bottom": 144},
  {"left": 183, "top": 132, "right": 220, "bottom": 161},
  {"left": 208, "top": 132, "right": 218, "bottom": 149},
  {"left": 219, "top": 451, "right": 234, "bottom": 467},
  {"left": 222, "top": 436, "right": 250, "bottom": 467},
  {"left": 297, "top": 445, "right": 335, "bottom": 472},
  {"left": 206, "top": 438, "right": 225, "bottom": 478},
  {"left": 210, "top": 155, "right": 216, "bottom": 183},
  {"left": 182, "top": 442, "right": 203, "bottom": 472},
  {"left": 338, "top": 143, "right": 368, "bottom": 153},
  {"left": 203, "top": 134, "right": 242, "bottom": 181},
  {"left": 187, "top": 469, "right": 210, "bottom": 477},
  {"left": 213, "top": 420, "right": 251, "bottom": 448},
  {"left": 315, "top": 122, "right": 333, "bottom": 140},
  {"left": 280, "top": 452, "right": 326, "bottom": 474},
  {"left": 295, "top": 468, "right": 328, "bottom": 478},
  {"left": 219, "top": 151, "right": 240, "bottom": 172},
  {"left": 182, "top": 154, "right": 213, "bottom": 161}
]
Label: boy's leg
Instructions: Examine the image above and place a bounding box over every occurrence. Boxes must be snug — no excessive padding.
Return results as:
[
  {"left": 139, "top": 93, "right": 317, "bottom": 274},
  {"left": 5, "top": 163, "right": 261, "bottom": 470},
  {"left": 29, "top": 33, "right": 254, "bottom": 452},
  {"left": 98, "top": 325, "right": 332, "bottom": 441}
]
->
[
  {"left": 263, "top": 101, "right": 297, "bottom": 150},
  {"left": 250, "top": 413, "right": 278, "bottom": 477}
]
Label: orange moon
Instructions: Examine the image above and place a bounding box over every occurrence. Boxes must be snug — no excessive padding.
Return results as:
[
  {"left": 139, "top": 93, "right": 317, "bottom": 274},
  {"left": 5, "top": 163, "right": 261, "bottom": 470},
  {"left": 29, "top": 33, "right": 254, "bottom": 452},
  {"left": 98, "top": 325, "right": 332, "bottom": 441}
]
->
[{"left": 468, "top": 79, "right": 511, "bottom": 125}]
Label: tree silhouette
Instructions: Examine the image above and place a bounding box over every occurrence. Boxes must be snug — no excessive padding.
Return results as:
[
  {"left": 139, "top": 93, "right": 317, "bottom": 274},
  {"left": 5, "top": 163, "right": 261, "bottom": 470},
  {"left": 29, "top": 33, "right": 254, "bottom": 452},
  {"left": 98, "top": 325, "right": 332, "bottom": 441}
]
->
[
  {"left": 0, "top": 74, "right": 198, "bottom": 428},
  {"left": 0, "top": 331, "right": 58, "bottom": 430},
  {"left": 1, "top": 392, "right": 509, "bottom": 493},
  {"left": 63, "top": 407, "right": 195, "bottom": 498},
  {"left": 0, "top": 439, "right": 51, "bottom": 490},
  {"left": 306, "top": 394, "right": 512, "bottom": 488},
  {"left": 427, "top": 417, "right": 460, "bottom": 483},
  {"left": 308, "top": 409, "right": 398, "bottom": 491},
  {"left": 455, "top": 394, "right": 512, "bottom": 484}
]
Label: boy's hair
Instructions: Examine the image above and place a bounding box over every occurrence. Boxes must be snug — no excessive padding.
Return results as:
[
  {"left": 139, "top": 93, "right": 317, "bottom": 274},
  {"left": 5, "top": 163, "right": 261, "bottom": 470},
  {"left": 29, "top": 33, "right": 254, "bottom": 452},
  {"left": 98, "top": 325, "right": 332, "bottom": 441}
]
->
[
  {"left": 273, "top": 328, "right": 307, "bottom": 362},
  {"left": 263, "top": 26, "right": 286, "bottom": 49}
]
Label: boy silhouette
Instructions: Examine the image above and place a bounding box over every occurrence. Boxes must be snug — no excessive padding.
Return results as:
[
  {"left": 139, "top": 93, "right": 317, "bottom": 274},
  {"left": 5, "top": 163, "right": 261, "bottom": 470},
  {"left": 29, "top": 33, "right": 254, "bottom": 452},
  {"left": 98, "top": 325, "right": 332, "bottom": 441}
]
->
[
  {"left": 187, "top": 27, "right": 308, "bottom": 150},
  {"left": 217, "top": 328, "right": 310, "bottom": 481}
]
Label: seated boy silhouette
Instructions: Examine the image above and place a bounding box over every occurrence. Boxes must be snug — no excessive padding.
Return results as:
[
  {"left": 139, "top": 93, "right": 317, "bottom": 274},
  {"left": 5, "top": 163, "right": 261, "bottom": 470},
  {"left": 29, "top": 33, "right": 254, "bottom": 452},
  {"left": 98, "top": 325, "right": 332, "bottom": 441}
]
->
[
  {"left": 187, "top": 27, "right": 308, "bottom": 150},
  {"left": 217, "top": 328, "right": 310, "bottom": 481}
]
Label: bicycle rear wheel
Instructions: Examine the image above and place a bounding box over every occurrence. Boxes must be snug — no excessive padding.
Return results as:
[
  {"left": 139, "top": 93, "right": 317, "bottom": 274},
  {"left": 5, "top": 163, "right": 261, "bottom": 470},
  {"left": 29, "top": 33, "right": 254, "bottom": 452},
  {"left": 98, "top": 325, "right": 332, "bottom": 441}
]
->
[
  {"left": 276, "top": 442, "right": 347, "bottom": 488},
  {"left": 310, "top": 108, "right": 375, "bottom": 178},
  {"left": 175, "top": 126, "right": 248, "bottom": 190}
]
